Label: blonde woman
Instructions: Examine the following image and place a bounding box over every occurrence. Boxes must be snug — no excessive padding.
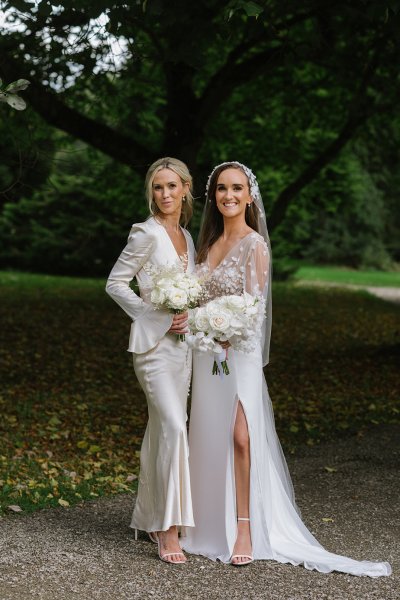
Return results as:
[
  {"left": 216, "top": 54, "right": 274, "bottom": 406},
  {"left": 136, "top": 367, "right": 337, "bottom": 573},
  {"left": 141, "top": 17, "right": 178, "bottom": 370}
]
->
[{"left": 106, "top": 158, "right": 195, "bottom": 564}]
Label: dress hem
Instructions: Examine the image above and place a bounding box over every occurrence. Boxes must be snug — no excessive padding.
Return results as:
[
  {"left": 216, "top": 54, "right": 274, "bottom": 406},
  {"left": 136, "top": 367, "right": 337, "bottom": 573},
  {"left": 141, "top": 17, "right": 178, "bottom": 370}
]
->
[
  {"left": 181, "top": 547, "right": 391, "bottom": 577},
  {"left": 130, "top": 522, "right": 195, "bottom": 533}
]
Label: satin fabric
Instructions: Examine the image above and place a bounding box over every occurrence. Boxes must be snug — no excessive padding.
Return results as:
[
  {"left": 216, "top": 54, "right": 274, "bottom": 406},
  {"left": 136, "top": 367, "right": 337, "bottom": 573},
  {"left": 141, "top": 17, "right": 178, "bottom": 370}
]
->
[
  {"left": 106, "top": 217, "right": 195, "bottom": 532},
  {"left": 183, "top": 347, "right": 391, "bottom": 576},
  {"left": 182, "top": 235, "right": 391, "bottom": 577}
]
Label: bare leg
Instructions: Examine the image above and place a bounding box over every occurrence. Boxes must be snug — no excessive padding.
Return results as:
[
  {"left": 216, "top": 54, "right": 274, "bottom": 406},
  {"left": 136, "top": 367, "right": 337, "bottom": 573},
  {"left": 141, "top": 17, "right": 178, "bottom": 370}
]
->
[
  {"left": 157, "top": 526, "right": 187, "bottom": 564},
  {"left": 231, "top": 402, "right": 252, "bottom": 565}
]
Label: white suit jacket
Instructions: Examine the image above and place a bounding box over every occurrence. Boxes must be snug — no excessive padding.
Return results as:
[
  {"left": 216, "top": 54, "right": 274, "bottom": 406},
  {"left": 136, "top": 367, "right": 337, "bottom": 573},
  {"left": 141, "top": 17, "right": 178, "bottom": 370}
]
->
[{"left": 106, "top": 216, "right": 195, "bottom": 354}]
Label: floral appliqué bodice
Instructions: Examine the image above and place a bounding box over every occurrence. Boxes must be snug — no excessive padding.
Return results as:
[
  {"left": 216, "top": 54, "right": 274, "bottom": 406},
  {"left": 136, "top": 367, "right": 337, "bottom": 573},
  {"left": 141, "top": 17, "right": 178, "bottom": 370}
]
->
[{"left": 196, "top": 232, "right": 269, "bottom": 303}]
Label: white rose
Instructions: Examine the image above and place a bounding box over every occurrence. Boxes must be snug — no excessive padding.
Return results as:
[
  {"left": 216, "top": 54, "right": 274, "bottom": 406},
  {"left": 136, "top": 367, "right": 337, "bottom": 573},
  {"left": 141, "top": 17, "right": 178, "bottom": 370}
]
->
[
  {"left": 167, "top": 289, "right": 188, "bottom": 310},
  {"left": 176, "top": 279, "right": 190, "bottom": 290},
  {"left": 223, "top": 295, "right": 245, "bottom": 311},
  {"left": 151, "top": 287, "right": 165, "bottom": 305},
  {"left": 172, "top": 273, "right": 182, "bottom": 282},
  {"left": 209, "top": 310, "right": 231, "bottom": 333},
  {"left": 194, "top": 308, "right": 210, "bottom": 332},
  {"left": 157, "top": 277, "right": 171, "bottom": 289},
  {"left": 205, "top": 300, "right": 223, "bottom": 317},
  {"left": 188, "top": 282, "right": 202, "bottom": 299},
  {"left": 230, "top": 315, "right": 245, "bottom": 331}
]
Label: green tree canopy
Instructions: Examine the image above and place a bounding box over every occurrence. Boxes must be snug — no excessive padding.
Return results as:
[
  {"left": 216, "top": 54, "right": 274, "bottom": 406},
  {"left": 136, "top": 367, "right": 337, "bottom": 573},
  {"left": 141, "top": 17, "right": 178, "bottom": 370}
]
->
[{"left": 1, "top": 0, "right": 400, "bottom": 231}]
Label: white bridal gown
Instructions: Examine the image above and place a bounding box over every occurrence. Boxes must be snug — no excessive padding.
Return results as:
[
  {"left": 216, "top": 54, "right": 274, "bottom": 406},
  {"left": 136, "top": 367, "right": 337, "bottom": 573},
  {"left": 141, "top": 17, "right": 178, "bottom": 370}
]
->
[
  {"left": 182, "top": 231, "right": 391, "bottom": 577},
  {"left": 106, "top": 216, "right": 195, "bottom": 533}
]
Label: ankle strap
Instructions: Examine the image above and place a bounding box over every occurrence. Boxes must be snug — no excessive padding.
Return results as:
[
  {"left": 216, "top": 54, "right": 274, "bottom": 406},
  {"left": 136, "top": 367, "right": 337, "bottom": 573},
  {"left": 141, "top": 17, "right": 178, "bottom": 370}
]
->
[{"left": 237, "top": 517, "right": 250, "bottom": 521}]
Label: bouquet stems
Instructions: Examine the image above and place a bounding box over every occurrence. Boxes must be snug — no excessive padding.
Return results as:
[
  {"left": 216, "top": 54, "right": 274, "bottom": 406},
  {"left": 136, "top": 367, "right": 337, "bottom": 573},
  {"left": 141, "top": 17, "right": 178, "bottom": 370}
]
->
[
  {"left": 212, "top": 359, "right": 230, "bottom": 376},
  {"left": 212, "top": 348, "right": 230, "bottom": 376}
]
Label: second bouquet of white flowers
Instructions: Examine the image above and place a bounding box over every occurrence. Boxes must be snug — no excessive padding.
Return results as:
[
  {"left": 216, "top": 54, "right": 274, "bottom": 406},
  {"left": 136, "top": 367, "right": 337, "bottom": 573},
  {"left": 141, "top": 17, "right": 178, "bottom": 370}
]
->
[
  {"left": 147, "top": 261, "right": 202, "bottom": 341},
  {"left": 188, "top": 292, "right": 265, "bottom": 375}
]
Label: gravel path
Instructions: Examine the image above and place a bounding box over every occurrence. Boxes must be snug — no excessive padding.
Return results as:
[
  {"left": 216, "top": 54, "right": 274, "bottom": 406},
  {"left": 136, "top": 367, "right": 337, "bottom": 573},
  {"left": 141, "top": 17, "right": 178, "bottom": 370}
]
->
[
  {"left": 0, "top": 425, "right": 398, "bottom": 600},
  {"left": 295, "top": 281, "right": 400, "bottom": 304}
]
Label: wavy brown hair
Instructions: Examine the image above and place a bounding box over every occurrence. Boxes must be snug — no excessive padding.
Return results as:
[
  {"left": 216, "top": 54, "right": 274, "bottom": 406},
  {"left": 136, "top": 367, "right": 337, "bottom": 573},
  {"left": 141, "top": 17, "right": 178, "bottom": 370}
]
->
[
  {"left": 196, "top": 163, "right": 260, "bottom": 264},
  {"left": 145, "top": 157, "right": 193, "bottom": 227}
]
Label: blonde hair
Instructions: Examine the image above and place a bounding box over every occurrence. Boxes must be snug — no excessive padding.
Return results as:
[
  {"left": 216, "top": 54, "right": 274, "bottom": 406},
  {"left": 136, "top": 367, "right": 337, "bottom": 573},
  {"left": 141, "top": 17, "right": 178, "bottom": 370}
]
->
[{"left": 145, "top": 157, "right": 193, "bottom": 227}]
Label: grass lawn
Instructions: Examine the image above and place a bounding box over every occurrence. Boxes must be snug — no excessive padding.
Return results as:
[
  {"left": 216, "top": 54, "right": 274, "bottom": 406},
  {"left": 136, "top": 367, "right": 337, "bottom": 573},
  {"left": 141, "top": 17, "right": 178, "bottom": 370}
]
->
[
  {"left": 0, "top": 271, "right": 399, "bottom": 515},
  {"left": 294, "top": 265, "right": 400, "bottom": 288}
]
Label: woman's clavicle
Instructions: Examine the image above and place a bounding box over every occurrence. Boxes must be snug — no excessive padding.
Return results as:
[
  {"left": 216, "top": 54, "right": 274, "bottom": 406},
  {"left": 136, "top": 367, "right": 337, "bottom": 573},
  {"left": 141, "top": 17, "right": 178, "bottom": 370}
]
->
[
  {"left": 167, "top": 228, "right": 187, "bottom": 257},
  {"left": 208, "top": 230, "right": 253, "bottom": 272}
]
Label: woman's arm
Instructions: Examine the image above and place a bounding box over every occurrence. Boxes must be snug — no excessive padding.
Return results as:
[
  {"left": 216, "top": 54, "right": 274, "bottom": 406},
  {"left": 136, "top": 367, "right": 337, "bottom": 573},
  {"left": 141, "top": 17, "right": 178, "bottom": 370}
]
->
[
  {"left": 106, "top": 224, "right": 175, "bottom": 353},
  {"left": 245, "top": 238, "right": 270, "bottom": 295},
  {"left": 105, "top": 225, "right": 155, "bottom": 321}
]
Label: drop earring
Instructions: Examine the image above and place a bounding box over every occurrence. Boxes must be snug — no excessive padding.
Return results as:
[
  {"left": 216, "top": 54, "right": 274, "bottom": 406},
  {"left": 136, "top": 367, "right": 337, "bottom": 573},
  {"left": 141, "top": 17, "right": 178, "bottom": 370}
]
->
[{"left": 182, "top": 196, "right": 186, "bottom": 202}]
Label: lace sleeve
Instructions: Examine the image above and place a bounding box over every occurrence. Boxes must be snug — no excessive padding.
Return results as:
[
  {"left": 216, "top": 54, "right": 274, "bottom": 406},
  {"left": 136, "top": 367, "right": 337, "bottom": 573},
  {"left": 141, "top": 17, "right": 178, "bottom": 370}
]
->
[
  {"left": 243, "top": 235, "right": 272, "bottom": 366},
  {"left": 245, "top": 237, "right": 270, "bottom": 297}
]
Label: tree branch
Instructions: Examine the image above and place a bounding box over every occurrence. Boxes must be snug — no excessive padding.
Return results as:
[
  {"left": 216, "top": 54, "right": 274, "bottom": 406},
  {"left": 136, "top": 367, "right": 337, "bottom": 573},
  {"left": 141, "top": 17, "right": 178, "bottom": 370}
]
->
[
  {"left": 196, "top": 6, "right": 320, "bottom": 125},
  {"left": 268, "top": 37, "right": 388, "bottom": 232},
  {"left": 268, "top": 113, "right": 368, "bottom": 232},
  {"left": 197, "top": 45, "right": 287, "bottom": 126},
  {"left": 0, "top": 56, "right": 154, "bottom": 173}
]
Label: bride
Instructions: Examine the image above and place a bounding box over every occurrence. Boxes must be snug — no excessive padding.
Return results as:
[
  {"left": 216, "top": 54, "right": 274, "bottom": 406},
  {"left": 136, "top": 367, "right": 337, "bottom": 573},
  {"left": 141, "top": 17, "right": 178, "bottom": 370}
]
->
[{"left": 182, "top": 161, "right": 391, "bottom": 576}]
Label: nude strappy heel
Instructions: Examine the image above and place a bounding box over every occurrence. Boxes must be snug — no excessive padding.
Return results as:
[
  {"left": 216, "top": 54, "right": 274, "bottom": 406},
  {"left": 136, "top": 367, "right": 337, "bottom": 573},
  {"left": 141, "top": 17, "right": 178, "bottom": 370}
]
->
[
  {"left": 230, "top": 517, "right": 253, "bottom": 566},
  {"left": 148, "top": 532, "right": 158, "bottom": 544},
  {"left": 133, "top": 529, "right": 158, "bottom": 544},
  {"left": 157, "top": 535, "right": 187, "bottom": 564},
  {"left": 135, "top": 529, "right": 185, "bottom": 563}
]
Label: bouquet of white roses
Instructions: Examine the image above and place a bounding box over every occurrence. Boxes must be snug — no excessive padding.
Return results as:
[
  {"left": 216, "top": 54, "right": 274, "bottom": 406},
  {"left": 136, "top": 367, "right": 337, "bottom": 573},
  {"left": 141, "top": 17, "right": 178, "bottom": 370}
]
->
[
  {"left": 147, "top": 261, "right": 202, "bottom": 341},
  {"left": 188, "top": 292, "right": 265, "bottom": 375}
]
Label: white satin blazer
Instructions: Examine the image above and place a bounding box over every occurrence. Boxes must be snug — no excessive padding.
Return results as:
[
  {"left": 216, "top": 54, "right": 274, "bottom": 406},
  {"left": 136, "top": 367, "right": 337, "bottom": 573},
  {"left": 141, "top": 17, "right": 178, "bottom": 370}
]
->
[{"left": 105, "top": 216, "right": 196, "bottom": 354}]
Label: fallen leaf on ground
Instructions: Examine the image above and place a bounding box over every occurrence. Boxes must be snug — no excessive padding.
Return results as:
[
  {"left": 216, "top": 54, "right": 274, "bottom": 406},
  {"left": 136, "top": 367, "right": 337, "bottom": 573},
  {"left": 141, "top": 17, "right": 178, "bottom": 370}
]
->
[{"left": 7, "top": 505, "right": 22, "bottom": 512}]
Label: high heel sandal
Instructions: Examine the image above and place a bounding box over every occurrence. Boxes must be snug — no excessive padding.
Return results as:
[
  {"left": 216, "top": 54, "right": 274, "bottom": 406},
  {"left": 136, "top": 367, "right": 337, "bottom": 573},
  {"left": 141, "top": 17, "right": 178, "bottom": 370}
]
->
[
  {"left": 157, "top": 533, "right": 187, "bottom": 565},
  {"left": 133, "top": 529, "right": 158, "bottom": 544},
  {"left": 230, "top": 517, "right": 254, "bottom": 566}
]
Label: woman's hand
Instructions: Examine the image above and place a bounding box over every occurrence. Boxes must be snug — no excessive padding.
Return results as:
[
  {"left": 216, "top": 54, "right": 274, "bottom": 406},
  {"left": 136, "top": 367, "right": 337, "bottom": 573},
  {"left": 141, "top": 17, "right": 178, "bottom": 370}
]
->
[
  {"left": 168, "top": 312, "right": 189, "bottom": 335},
  {"left": 218, "top": 340, "right": 231, "bottom": 350}
]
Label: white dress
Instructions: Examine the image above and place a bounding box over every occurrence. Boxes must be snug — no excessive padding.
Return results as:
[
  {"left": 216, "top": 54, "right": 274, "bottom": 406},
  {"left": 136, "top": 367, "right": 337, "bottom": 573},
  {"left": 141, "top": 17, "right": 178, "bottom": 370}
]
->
[
  {"left": 182, "top": 231, "right": 391, "bottom": 577},
  {"left": 106, "top": 216, "right": 195, "bottom": 532}
]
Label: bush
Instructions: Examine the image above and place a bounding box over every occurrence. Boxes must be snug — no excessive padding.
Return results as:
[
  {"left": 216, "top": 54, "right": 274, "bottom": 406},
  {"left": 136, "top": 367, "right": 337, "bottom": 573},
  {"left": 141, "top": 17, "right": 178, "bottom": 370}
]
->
[
  {"left": 272, "top": 258, "right": 297, "bottom": 281},
  {"left": 0, "top": 150, "right": 144, "bottom": 276},
  {"left": 272, "top": 148, "right": 393, "bottom": 270}
]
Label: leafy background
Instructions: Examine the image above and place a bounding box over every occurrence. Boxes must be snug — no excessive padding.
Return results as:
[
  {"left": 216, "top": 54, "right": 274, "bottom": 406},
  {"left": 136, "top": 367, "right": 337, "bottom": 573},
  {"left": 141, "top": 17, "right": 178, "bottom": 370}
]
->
[
  {"left": 0, "top": 273, "right": 398, "bottom": 514},
  {"left": 0, "top": 0, "right": 400, "bottom": 275}
]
